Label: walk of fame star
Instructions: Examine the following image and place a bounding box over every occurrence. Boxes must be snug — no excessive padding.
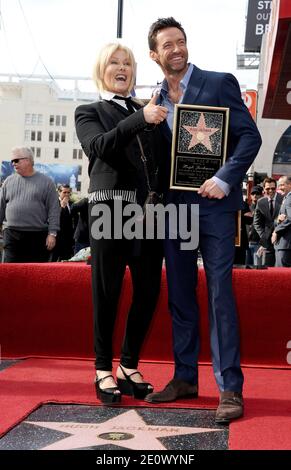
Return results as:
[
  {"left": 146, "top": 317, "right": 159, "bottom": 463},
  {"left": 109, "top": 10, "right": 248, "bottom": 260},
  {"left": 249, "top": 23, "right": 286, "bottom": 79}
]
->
[
  {"left": 25, "top": 409, "right": 223, "bottom": 450},
  {"left": 183, "top": 113, "right": 219, "bottom": 152}
]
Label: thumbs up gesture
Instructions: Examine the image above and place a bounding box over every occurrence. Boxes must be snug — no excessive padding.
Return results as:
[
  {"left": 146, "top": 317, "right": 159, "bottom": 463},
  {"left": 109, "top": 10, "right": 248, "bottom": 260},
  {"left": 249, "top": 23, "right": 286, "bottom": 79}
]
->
[{"left": 143, "top": 93, "right": 168, "bottom": 125}]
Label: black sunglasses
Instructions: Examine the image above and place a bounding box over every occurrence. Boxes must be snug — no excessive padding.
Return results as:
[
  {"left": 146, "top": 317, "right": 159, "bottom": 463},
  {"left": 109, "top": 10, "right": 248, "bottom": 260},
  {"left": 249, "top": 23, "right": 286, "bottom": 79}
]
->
[{"left": 11, "top": 157, "right": 28, "bottom": 164}]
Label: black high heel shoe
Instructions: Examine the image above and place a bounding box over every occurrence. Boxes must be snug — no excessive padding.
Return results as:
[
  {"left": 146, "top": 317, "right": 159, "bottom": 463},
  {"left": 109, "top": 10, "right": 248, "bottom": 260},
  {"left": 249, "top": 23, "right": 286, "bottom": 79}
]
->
[
  {"left": 95, "top": 374, "right": 121, "bottom": 404},
  {"left": 117, "top": 365, "right": 153, "bottom": 399}
]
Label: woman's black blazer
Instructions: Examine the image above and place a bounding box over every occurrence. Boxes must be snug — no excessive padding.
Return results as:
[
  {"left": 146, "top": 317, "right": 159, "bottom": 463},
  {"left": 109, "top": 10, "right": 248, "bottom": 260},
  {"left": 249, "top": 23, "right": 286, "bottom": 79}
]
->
[{"left": 75, "top": 99, "right": 167, "bottom": 203}]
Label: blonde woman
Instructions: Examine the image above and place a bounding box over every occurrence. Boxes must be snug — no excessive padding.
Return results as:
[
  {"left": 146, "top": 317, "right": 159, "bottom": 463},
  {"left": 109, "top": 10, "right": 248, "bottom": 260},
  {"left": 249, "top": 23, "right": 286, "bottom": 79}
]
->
[{"left": 75, "top": 43, "right": 168, "bottom": 404}]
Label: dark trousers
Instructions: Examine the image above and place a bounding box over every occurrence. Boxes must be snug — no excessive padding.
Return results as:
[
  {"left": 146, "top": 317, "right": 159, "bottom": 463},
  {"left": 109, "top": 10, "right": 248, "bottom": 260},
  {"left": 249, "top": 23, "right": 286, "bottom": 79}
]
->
[
  {"left": 50, "top": 234, "right": 74, "bottom": 261},
  {"left": 89, "top": 202, "right": 163, "bottom": 371},
  {"left": 2, "top": 228, "right": 50, "bottom": 263},
  {"left": 164, "top": 208, "right": 244, "bottom": 393},
  {"left": 275, "top": 249, "right": 291, "bottom": 267},
  {"left": 264, "top": 248, "right": 275, "bottom": 267}
]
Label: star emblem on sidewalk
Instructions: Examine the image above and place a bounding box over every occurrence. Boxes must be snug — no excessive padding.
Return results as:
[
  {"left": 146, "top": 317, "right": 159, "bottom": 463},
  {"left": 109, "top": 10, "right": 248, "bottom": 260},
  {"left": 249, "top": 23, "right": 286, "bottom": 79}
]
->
[
  {"left": 183, "top": 113, "right": 219, "bottom": 152},
  {"left": 26, "top": 409, "right": 223, "bottom": 450}
]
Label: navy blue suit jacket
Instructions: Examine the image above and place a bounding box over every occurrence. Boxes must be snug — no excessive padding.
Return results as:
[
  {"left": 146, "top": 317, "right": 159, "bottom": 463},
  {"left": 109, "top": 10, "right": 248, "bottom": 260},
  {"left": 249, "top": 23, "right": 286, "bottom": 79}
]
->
[{"left": 159, "top": 65, "right": 262, "bottom": 214}]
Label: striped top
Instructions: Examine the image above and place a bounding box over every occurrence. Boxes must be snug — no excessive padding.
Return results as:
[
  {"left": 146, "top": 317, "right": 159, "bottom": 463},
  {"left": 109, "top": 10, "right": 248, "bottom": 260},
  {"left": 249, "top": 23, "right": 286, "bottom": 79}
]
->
[{"left": 88, "top": 189, "right": 137, "bottom": 204}]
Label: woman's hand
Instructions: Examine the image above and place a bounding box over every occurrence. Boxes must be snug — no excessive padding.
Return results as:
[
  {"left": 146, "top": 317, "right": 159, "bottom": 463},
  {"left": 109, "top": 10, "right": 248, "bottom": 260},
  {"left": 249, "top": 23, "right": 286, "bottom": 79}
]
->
[{"left": 143, "top": 94, "right": 168, "bottom": 125}]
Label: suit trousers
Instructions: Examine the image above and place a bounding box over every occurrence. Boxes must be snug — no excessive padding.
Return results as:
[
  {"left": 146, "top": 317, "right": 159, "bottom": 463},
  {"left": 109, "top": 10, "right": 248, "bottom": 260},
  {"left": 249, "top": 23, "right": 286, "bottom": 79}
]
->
[
  {"left": 3, "top": 228, "right": 50, "bottom": 263},
  {"left": 263, "top": 248, "right": 275, "bottom": 267},
  {"left": 164, "top": 207, "right": 244, "bottom": 392},
  {"left": 275, "top": 249, "right": 291, "bottom": 267},
  {"left": 89, "top": 201, "right": 163, "bottom": 371}
]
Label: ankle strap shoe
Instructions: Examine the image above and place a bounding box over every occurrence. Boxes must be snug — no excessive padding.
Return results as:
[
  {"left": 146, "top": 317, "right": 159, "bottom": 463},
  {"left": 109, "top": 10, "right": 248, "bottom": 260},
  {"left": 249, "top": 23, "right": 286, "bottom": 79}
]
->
[
  {"left": 117, "top": 365, "right": 153, "bottom": 399},
  {"left": 95, "top": 374, "right": 121, "bottom": 405}
]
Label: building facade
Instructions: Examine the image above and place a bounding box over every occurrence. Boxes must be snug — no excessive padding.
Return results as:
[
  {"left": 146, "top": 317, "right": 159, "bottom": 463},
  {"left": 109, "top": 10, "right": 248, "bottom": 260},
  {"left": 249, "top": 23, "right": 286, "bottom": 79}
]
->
[
  {"left": 0, "top": 78, "right": 96, "bottom": 195},
  {"left": 255, "top": 83, "right": 291, "bottom": 179},
  {"left": 253, "top": 33, "right": 291, "bottom": 180}
]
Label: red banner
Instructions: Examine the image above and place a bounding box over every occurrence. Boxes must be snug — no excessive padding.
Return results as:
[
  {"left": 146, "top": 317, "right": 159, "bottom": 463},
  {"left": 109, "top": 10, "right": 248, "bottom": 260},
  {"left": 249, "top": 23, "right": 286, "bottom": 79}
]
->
[{"left": 262, "top": 0, "right": 291, "bottom": 119}]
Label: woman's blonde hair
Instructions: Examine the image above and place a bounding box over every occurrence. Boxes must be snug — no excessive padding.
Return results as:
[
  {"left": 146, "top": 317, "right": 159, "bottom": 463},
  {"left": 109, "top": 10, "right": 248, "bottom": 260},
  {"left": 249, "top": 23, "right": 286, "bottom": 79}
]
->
[{"left": 93, "top": 43, "right": 136, "bottom": 94}]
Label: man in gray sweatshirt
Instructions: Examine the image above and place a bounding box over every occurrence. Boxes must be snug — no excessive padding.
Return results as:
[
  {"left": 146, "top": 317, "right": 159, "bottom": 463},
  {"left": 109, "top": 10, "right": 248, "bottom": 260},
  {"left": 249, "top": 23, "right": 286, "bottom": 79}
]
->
[{"left": 0, "top": 147, "right": 60, "bottom": 262}]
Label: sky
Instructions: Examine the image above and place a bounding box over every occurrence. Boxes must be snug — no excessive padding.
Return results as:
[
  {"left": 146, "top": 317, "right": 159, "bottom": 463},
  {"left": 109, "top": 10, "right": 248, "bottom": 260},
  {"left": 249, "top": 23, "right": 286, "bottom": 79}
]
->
[{"left": 0, "top": 0, "right": 259, "bottom": 94}]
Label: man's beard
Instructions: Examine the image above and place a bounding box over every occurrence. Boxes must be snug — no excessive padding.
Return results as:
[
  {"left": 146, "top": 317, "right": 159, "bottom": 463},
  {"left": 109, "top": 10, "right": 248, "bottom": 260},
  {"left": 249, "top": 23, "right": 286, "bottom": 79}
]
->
[{"left": 164, "top": 56, "right": 188, "bottom": 75}]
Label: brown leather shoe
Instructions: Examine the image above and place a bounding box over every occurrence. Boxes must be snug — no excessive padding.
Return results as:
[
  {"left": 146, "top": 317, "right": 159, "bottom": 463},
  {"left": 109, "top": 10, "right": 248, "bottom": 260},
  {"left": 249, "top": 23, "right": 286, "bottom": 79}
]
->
[
  {"left": 144, "top": 379, "right": 198, "bottom": 403},
  {"left": 215, "top": 391, "right": 244, "bottom": 424}
]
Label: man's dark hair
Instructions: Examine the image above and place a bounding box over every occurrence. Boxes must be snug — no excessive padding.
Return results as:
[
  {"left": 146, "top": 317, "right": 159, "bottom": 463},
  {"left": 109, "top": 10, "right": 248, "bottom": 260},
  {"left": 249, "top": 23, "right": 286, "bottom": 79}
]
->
[
  {"left": 58, "top": 183, "right": 71, "bottom": 192},
  {"left": 148, "top": 17, "right": 187, "bottom": 51},
  {"left": 262, "top": 177, "right": 277, "bottom": 188}
]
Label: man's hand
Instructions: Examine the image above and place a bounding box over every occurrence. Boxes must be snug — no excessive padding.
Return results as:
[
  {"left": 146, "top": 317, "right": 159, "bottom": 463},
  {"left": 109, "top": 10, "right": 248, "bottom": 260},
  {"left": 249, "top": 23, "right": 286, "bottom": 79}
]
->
[
  {"left": 60, "top": 196, "right": 70, "bottom": 208},
  {"left": 257, "top": 245, "right": 266, "bottom": 258},
  {"left": 46, "top": 234, "right": 56, "bottom": 250},
  {"left": 277, "top": 214, "right": 286, "bottom": 223},
  {"left": 271, "top": 232, "right": 278, "bottom": 245},
  {"left": 198, "top": 178, "right": 226, "bottom": 199},
  {"left": 143, "top": 94, "right": 168, "bottom": 125}
]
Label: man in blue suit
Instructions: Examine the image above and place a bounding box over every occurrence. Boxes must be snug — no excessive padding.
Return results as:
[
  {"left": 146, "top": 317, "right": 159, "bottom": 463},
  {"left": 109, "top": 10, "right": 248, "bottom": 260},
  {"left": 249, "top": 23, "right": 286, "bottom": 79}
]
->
[{"left": 145, "top": 17, "right": 262, "bottom": 424}]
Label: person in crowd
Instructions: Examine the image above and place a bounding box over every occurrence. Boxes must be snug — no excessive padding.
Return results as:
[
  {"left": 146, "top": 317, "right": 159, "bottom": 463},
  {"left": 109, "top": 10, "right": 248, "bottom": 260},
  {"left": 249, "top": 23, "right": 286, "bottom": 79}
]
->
[
  {"left": 75, "top": 43, "right": 167, "bottom": 404},
  {"left": 71, "top": 197, "right": 90, "bottom": 254},
  {"left": 144, "top": 17, "right": 262, "bottom": 425},
  {"left": 271, "top": 175, "right": 291, "bottom": 267},
  {"left": 0, "top": 147, "right": 60, "bottom": 262},
  {"left": 253, "top": 177, "right": 283, "bottom": 266},
  {"left": 233, "top": 206, "right": 249, "bottom": 266},
  {"left": 244, "top": 185, "right": 263, "bottom": 265},
  {"left": 51, "top": 184, "right": 75, "bottom": 261}
]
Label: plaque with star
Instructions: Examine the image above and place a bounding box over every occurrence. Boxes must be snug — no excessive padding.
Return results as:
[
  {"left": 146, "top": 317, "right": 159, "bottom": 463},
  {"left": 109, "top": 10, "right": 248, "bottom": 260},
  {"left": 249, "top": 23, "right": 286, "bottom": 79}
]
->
[{"left": 170, "top": 104, "right": 229, "bottom": 191}]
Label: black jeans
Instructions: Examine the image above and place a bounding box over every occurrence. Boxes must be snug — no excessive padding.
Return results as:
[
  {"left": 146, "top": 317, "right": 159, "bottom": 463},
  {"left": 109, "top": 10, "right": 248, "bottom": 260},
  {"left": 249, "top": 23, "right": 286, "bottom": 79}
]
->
[{"left": 3, "top": 229, "right": 50, "bottom": 263}]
